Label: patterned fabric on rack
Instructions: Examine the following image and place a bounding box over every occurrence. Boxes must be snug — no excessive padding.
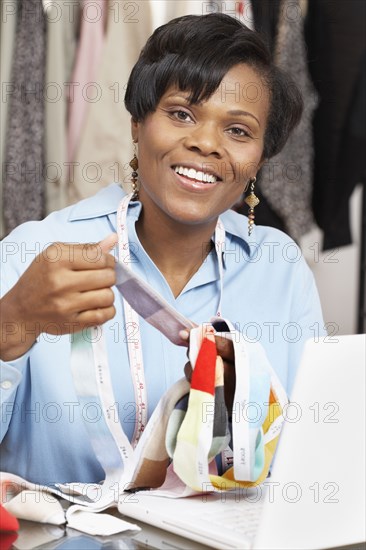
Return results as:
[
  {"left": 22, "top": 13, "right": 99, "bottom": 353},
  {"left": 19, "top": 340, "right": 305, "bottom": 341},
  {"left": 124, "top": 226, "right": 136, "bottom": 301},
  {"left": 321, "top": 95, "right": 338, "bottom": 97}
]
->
[
  {"left": 44, "top": 0, "right": 80, "bottom": 215},
  {"left": 3, "top": 0, "right": 46, "bottom": 233}
]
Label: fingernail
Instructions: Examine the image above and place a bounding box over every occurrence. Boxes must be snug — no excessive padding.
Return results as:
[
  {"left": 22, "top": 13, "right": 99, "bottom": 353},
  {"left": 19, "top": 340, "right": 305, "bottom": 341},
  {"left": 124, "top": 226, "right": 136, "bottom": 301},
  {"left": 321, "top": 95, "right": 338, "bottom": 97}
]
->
[{"left": 179, "top": 329, "right": 189, "bottom": 340}]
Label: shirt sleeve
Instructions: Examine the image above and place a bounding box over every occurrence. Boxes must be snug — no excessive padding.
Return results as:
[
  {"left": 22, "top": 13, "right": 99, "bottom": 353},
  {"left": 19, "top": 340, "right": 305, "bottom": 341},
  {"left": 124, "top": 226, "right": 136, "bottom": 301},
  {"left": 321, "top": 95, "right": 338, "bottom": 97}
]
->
[
  {"left": 0, "top": 354, "right": 31, "bottom": 442},
  {"left": 1, "top": 229, "right": 35, "bottom": 442}
]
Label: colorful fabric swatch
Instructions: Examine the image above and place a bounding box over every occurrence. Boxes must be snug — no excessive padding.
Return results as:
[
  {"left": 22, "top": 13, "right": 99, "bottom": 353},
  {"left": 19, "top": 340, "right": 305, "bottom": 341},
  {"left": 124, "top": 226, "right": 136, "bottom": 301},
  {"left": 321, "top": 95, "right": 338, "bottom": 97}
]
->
[{"left": 130, "top": 323, "right": 287, "bottom": 493}]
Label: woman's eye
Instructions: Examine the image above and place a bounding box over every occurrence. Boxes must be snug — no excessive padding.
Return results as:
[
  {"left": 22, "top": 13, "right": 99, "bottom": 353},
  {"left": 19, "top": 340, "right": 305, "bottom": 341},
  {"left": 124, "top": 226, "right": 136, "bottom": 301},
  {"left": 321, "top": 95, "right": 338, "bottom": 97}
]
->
[
  {"left": 172, "top": 110, "right": 192, "bottom": 122},
  {"left": 228, "top": 127, "right": 250, "bottom": 137}
]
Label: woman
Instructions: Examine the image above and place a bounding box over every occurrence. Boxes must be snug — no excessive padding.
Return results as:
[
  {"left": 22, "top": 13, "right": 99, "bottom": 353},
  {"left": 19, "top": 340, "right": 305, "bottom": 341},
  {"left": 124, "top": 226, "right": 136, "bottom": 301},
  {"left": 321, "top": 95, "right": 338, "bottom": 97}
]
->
[{"left": 0, "top": 14, "right": 324, "bottom": 486}]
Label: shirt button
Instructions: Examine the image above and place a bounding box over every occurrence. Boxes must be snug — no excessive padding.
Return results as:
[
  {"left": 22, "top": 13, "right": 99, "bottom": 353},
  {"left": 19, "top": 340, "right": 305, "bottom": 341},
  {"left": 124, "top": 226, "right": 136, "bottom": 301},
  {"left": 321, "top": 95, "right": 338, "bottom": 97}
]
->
[{"left": 1, "top": 380, "right": 12, "bottom": 390}]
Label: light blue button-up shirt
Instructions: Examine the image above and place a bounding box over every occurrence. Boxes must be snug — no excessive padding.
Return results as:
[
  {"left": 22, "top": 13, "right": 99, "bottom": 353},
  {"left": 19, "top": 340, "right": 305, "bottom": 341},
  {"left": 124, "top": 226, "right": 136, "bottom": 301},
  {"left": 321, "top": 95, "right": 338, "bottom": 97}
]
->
[{"left": 0, "top": 184, "right": 324, "bottom": 484}]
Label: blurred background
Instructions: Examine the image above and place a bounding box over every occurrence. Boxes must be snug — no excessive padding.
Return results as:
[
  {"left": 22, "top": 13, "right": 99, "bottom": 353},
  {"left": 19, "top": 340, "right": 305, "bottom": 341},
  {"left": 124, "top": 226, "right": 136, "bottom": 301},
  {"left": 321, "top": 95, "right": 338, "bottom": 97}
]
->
[{"left": 1, "top": 0, "right": 365, "bottom": 334}]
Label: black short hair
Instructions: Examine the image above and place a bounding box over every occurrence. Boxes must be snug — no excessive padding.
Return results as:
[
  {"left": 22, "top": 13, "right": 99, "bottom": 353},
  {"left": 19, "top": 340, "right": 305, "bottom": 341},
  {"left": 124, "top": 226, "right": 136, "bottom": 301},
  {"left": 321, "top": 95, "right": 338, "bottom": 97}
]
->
[{"left": 125, "top": 13, "right": 303, "bottom": 159}]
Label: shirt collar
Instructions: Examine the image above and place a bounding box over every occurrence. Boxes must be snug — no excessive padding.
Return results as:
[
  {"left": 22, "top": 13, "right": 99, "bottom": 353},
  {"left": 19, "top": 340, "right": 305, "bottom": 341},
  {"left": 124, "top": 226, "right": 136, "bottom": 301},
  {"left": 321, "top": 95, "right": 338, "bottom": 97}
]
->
[
  {"left": 67, "top": 183, "right": 126, "bottom": 221},
  {"left": 67, "top": 183, "right": 254, "bottom": 257},
  {"left": 219, "top": 210, "right": 254, "bottom": 259}
]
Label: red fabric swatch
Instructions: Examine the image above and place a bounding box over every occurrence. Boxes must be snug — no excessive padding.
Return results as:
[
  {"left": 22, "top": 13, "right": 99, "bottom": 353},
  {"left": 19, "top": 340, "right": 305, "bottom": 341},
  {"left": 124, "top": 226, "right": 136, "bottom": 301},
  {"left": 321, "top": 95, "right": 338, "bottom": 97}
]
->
[
  {"left": 0, "top": 532, "right": 18, "bottom": 550},
  {"left": 0, "top": 504, "right": 19, "bottom": 532},
  {"left": 190, "top": 338, "right": 217, "bottom": 396}
]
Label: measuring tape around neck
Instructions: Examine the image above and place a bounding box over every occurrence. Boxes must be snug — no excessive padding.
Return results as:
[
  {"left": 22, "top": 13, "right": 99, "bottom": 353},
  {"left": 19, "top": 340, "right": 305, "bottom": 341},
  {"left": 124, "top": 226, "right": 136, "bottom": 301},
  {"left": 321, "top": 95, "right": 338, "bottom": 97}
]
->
[{"left": 116, "top": 194, "right": 226, "bottom": 446}]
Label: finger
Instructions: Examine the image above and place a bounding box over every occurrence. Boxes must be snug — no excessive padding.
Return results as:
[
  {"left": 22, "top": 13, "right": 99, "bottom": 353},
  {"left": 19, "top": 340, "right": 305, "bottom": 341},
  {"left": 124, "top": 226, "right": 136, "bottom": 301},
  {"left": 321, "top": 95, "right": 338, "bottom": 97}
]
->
[
  {"left": 222, "top": 359, "right": 236, "bottom": 411},
  {"left": 73, "top": 268, "right": 116, "bottom": 291},
  {"left": 76, "top": 305, "right": 116, "bottom": 327},
  {"left": 42, "top": 242, "right": 110, "bottom": 271},
  {"left": 214, "top": 334, "right": 235, "bottom": 363},
  {"left": 184, "top": 361, "right": 193, "bottom": 382},
  {"left": 99, "top": 233, "right": 118, "bottom": 253},
  {"left": 179, "top": 329, "right": 190, "bottom": 342},
  {"left": 64, "top": 243, "right": 115, "bottom": 271},
  {"left": 215, "top": 355, "right": 224, "bottom": 385},
  {"left": 77, "top": 288, "right": 115, "bottom": 312}
]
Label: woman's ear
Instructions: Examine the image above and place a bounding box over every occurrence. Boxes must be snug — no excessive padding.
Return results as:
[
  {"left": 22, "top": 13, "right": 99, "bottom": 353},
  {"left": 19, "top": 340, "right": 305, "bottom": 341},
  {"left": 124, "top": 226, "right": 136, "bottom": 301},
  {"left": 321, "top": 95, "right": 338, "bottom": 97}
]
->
[{"left": 131, "top": 117, "right": 139, "bottom": 143}]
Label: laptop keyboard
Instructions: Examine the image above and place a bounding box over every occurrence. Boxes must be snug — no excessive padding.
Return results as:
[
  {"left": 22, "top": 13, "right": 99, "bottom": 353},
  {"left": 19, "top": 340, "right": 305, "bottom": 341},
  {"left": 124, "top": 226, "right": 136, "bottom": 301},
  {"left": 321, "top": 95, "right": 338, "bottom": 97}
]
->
[{"left": 200, "top": 501, "right": 263, "bottom": 539}]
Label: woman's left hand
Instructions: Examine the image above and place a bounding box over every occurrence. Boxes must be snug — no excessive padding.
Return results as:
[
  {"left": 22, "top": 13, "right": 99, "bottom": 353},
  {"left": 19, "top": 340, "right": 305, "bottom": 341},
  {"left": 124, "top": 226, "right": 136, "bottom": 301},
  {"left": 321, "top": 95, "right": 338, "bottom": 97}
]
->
[{"left": 181, "top": 330, "right": 236, "bottom": 411}]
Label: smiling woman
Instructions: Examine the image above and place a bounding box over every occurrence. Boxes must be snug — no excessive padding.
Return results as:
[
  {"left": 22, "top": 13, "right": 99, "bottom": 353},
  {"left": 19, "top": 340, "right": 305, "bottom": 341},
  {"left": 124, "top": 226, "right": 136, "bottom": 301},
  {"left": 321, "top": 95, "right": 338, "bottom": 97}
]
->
[
  {"left": 0, "top": 14, "right": 324, "bottom": 491},
  {"left": 130, "top": 64, "right": 268, "bottom": 249}
]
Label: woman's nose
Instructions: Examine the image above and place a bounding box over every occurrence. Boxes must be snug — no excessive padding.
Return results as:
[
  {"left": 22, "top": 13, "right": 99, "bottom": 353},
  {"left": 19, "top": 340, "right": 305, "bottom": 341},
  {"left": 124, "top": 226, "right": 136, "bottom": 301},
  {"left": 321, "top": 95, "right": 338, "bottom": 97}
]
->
[{"left": 184, "top": 123, "right": 223, "bottom": 158}]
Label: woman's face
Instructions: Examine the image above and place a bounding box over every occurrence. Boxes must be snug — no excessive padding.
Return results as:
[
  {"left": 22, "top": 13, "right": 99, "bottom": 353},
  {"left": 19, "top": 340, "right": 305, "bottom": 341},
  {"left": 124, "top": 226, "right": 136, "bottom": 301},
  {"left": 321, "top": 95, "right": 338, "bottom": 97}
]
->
[{"left": 132, "top": 63, "right": 270, "bottom": 231}]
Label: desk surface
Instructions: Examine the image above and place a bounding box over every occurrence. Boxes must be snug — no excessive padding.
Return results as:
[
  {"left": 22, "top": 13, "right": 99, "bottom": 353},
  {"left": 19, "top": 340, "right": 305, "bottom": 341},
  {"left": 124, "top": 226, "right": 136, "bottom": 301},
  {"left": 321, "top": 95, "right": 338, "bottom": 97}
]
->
[
  {"left": 11, "top": 518, "right": 212, "bottom": 550},
  {"left": 10, "top": 520, "right": 366, "bottom": 550}
]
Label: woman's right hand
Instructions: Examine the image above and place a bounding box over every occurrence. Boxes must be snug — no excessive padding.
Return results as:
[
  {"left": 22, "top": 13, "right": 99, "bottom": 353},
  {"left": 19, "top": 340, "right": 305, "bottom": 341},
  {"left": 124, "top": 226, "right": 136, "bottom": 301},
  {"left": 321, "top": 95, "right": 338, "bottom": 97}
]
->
[{"left": 0, "top": 234, "right": 118, "bottom": 362}]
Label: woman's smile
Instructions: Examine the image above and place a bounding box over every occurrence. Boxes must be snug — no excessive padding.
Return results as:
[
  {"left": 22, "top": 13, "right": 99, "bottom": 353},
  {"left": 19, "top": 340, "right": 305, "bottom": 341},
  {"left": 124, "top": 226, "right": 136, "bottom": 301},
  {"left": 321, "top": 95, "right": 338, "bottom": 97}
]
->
[{"left": 171, "top": 163, "right": 221, "bottom": 192}]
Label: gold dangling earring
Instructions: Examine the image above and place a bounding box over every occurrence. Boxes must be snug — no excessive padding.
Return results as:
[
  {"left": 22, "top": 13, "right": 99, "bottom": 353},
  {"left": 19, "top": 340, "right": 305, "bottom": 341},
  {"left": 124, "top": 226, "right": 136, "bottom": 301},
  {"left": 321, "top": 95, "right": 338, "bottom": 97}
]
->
[
  {"left": 244, "top": 177, "right": 259, "bottom": 236},
  {"left": 129, "top": 141, "right": 139, "bottom": 200}
]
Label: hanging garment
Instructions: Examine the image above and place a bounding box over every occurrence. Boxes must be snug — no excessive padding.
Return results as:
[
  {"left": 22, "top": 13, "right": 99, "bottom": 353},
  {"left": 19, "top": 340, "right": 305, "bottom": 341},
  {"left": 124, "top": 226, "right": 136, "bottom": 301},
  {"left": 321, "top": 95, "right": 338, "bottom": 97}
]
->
[
  {"left": 67, "top": 0, "right": 108, "bottom": 166},
  {"left": 256, "top": 0, "right": 318, "bottom": 242},
  {"left": 222, "top": 0, "right": 283, "bottom": 232},
  {"left": 43, "top": 0, "right": 80, "bottom": 215},
  {"left": 3, "top": 0, "right": 47, "bottom": 234},
  {"left": 69, "top": 0, "right": 152, "bottom": 204},
  {"left": 165, "top": 0, "right": 211, "bottom": 20},
  {"left": 250, "top": 0, "right": 282, "bottom": 233},
  {"left": 232, "top": 0, "right": 317, "bottom": 241},
  {"left": 250, "top": 0, "right": 281, "bottom": 48},
  {"left": 150, "top": 0, "right": 207, "bottom": 29},
  {"left": 306, "top": 0, "right": 366, "bottom": 249},
  {"left": 221, "top": 0, "right": 255, "bottom": 30},
  {"left": 0, "top": 0, "right": 18, "bottom": 238}
]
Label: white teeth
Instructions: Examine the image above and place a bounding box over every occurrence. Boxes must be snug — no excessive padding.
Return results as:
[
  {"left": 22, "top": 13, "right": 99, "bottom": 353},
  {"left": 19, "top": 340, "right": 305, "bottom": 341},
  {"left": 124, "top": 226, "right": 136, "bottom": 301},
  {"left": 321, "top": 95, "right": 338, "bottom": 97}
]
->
[{"left": 174, "top": 166, "right": 217, "bottom": 183}]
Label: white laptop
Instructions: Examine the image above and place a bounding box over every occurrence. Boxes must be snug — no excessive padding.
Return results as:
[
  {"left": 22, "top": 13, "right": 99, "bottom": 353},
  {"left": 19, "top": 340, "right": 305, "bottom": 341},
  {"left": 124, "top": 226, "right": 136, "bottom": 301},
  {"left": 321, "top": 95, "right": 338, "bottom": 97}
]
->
[{"left": 117, "top": 334, "right": 366, "bottom": 550}]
